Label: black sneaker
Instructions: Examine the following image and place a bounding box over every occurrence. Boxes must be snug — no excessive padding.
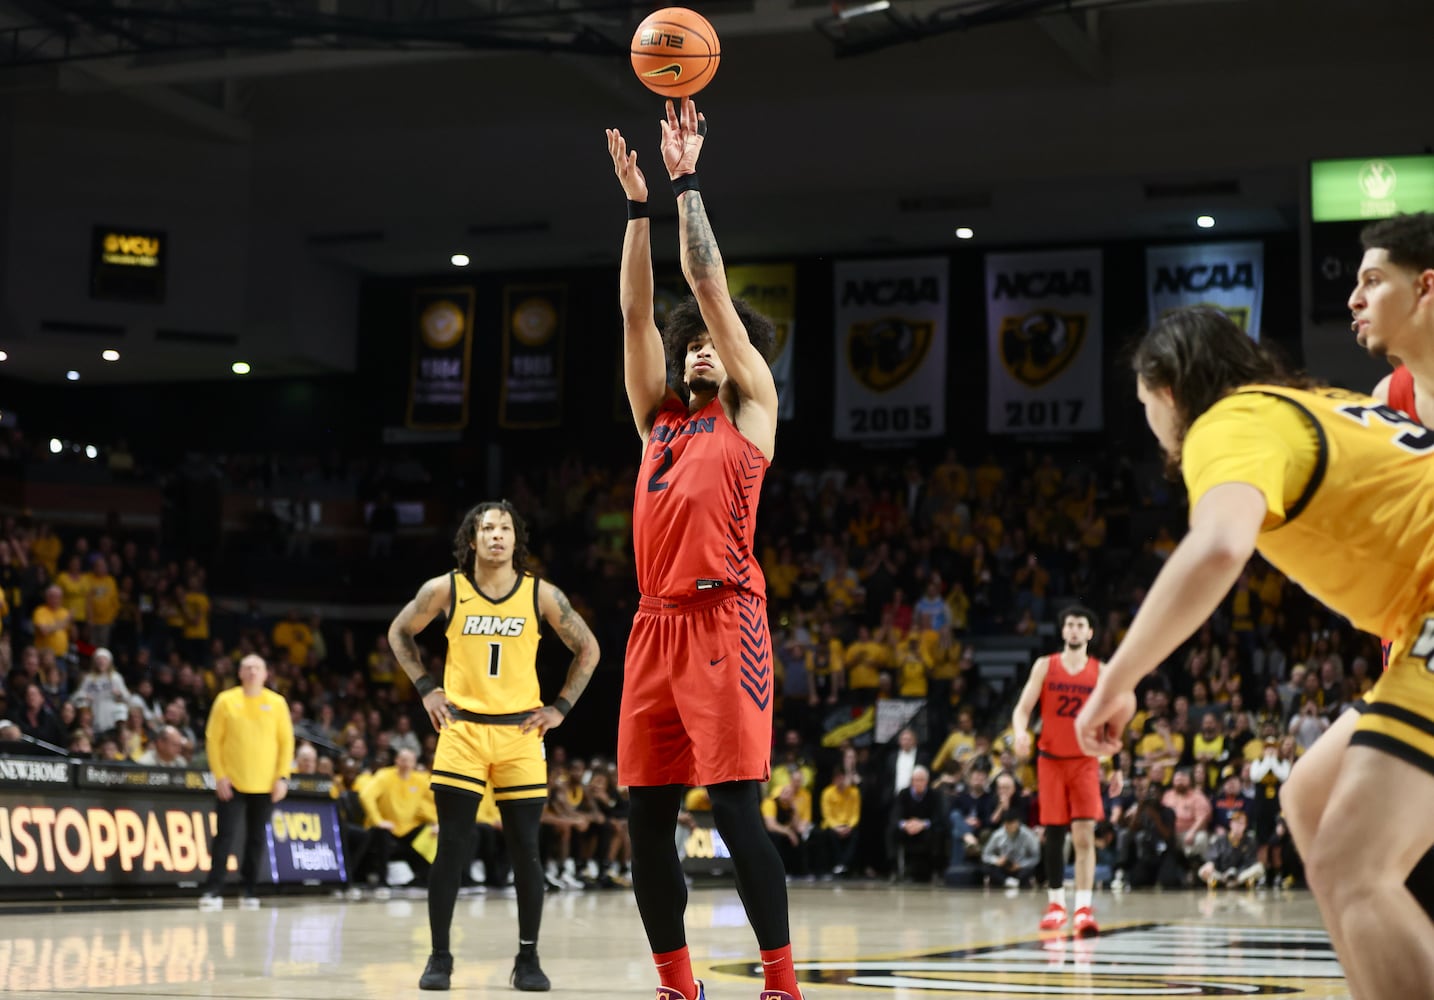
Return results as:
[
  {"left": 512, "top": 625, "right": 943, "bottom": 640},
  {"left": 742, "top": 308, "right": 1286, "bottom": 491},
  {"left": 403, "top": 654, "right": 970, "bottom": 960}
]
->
[
  {"left": 419, "top": 952, "right": 454, "bottom": 991},
  {"left": 511, "top": 951, "right": 551, "bottom": 992}
]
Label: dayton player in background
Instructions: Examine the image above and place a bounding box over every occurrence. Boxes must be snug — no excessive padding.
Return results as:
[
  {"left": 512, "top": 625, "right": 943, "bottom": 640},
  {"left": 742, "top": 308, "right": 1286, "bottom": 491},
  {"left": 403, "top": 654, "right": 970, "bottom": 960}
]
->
[
  {"left": 1012, "top": 605, "right": 1116, "bottom": 937},
  {"left": 606, "top": 96, "right": 803, "bottom": 1000}
]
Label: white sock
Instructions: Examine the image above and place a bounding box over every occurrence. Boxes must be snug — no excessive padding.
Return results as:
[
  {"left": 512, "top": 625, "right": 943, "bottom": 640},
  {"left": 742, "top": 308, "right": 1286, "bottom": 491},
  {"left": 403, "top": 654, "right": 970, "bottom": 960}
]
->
[
  {"left": 1048, "top": 887, "right": 1066, "bottom": 907},
  {"left": 1075, "top": 889, "right": 1092, "bottom": 910}
]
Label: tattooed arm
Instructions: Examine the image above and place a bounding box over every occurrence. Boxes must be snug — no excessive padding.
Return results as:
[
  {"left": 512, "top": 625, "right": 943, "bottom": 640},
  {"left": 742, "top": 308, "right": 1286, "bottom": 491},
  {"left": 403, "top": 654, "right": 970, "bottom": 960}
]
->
[
  {"left": 521, "top": 580, "right": 602, "bottom": 736},
  {"left": 387, "top": 574, "right": 454, "bottom": 732},
  {"left": 662, "top": 97, "right": 779, "bottom": 454}
]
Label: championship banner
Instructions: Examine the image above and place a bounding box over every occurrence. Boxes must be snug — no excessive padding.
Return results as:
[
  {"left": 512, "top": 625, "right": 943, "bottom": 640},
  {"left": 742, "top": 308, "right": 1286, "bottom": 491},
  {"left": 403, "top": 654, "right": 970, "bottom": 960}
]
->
[
  {"left": 1146, "top": 241, "right": 1264, "bottom": 341},
  {"left": 833, "top": 257, "right": 948, "bottom": 441},
  {"left": 499, "top": 284, "right": 566, "bottom": 429},
  {"left": 728, "top": 263, "right": 796, "bottom": 420},
  {"left": 986, "top": 249, "right": 1103, "bottom": 434},
  {"left": 406, "top": 287, "right": 475, "bottom": 431}
]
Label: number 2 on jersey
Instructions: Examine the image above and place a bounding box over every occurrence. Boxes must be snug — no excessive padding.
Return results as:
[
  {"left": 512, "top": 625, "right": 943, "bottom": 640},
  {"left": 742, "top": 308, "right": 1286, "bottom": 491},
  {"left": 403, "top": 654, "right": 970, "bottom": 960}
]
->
[
  {"left": 1055, "top": 694, "right": 1083, "bottom": 718},
  {"left": 647, "top": 446, "right": 674, "bottom": 492}
]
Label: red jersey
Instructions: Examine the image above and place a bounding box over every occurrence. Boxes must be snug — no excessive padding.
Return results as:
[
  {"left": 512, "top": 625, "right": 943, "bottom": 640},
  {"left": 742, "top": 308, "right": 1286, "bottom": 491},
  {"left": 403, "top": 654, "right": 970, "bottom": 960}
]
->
[
  {"left": 1037, "top": 652, "right": 1100, "bottom": 759},
  {"left": 632, "top": 397, "right": 768, "bottom": 600},
  {"left": 1389, "top": 365, "right": 1419, "bottom": 421}
]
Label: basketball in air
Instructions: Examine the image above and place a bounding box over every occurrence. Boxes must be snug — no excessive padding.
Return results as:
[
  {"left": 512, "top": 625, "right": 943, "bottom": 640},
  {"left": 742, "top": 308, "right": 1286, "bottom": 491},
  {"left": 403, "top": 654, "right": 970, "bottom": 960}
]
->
[{"left": 630, "top": 7, "right": 720, "bottom": 98}]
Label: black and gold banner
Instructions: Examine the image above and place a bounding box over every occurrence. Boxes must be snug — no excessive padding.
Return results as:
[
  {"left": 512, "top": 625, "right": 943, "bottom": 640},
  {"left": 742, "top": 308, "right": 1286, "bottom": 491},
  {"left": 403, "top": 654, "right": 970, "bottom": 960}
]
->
[
  {"left": 406, "top": 288, "right": 475, "bottom": 430},
  {"left": 499, "top": 284, "right": 565, "bottom": 429}
]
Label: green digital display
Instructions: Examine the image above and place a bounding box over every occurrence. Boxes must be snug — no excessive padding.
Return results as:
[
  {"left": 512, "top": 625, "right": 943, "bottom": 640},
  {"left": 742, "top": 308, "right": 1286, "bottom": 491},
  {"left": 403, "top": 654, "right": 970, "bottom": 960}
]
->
[{"left": 1310, "top": 156, "right": 1434, "bottom": 222}]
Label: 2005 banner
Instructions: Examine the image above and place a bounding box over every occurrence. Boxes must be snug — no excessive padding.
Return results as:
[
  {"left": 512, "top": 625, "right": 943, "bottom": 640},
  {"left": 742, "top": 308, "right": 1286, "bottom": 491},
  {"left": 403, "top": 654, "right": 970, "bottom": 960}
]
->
[{"left": 833, "top": 257, "right": 948, "bottom": 441}]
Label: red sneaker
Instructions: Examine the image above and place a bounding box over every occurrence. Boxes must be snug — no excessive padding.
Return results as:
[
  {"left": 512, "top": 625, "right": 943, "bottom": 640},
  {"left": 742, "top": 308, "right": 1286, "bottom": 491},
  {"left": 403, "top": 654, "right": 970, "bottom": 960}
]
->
[
  {"left": 759, "top": 992, "right": 801, "bottom": 1000},
  {"left": 1073, "top": 906, "right": 1099, "bottom": 937},
  {"left": 1038, "top": 903, "right": 1067, "bottom": 931}
]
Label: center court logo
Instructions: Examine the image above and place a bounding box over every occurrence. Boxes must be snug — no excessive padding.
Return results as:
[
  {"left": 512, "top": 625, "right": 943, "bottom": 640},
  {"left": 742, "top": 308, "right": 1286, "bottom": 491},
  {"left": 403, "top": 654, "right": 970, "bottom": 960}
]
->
[{"left": 708, "top": 923, "right": 1343, "bottom": 996}]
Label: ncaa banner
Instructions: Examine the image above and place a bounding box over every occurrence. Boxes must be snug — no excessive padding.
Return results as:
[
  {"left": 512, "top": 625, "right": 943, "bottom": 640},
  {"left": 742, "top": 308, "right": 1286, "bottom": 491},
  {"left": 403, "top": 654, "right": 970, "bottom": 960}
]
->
[
  {"left": 833, "top": 257, "right": 948, "bottom": 441},
  {"left": 500, "top": 284, "right": 566, "bottom": 429},
  {"left": 986, "top": 249, "right": 1103, "bottom": 434},
  {"left": 1146, "top": 241, "right": 1264, "bottom": 341},
  {"left": 407, "top": 287, "right": 475, "bottom": 431},
  {"left": 728, "top": 264, "right": 797, "bottom": 420}
]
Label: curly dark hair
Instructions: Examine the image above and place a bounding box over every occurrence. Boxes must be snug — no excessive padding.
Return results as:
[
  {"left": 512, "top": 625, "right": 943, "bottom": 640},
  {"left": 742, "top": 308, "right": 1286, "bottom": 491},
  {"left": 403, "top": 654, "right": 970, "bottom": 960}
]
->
[
  {"left": 661, "top": 295, "right": 777, "bottom": 397},
  {"left": 1057, "top": 604, "right": 1097, "bottom": 634},
  {"left": 1361, "top": 212, "right": 1434, "bottom": 273},
  {"left": 452, "top": 500, "right": 530, "bottom": 579}
]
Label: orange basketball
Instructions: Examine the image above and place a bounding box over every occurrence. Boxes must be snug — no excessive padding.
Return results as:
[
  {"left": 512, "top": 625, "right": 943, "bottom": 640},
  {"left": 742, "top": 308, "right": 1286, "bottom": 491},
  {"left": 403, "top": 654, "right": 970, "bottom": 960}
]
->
[{"left": 630, "top": 7, "right": 720, "bottom": 98}]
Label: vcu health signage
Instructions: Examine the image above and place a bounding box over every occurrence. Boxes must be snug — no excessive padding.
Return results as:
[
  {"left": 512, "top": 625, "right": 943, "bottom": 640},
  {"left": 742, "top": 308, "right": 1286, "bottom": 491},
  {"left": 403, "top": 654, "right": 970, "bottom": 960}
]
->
[
  {"left": 90, "top": 226, "right": 166, "bottom": 303},
  {"left": 266, "top": 799, "right": 345, "bottom": 883}
]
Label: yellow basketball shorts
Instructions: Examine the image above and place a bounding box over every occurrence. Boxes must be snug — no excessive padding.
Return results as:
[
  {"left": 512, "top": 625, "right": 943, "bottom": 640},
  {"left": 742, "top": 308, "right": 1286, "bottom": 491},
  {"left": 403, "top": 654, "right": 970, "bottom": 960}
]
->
[
  {"left": 430, "top": 717, "right": 548, "bottom": 801},
  {"left": 1353, "top": 613, "right": 1434, "bottom": 776}
]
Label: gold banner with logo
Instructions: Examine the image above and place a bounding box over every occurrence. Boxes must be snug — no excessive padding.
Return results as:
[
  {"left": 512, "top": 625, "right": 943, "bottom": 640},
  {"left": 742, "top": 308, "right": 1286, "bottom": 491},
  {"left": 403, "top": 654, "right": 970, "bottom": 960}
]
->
[
  {"left": 727, "top": 263, "right": 796, "bottom": 420},
  {"left": 407, "top": 287, "right": 475, "bottom": 430},
  {"left": 500, "top": 284, "right": 566, "bottom": 429}
]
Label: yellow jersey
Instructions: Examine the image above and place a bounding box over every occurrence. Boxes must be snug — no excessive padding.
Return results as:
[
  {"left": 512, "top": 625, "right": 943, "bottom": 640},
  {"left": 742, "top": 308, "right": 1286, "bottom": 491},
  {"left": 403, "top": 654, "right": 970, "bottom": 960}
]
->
[
  {"left": 1183, "top": 385, "right": 1434, "bottom": 645},
  {"left": 443, "top": 571, "right": 543, "bottom": 715}
]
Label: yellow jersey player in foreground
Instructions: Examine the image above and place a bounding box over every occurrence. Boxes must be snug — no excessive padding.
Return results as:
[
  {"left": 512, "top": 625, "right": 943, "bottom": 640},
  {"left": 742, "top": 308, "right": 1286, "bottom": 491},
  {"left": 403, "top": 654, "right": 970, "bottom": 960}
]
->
[
  {"left": 1078, "top": 303, "right": 1434, "bottom": 999},
  {"left": 389, "top": 500, "right": 600, "bottom": 992}
]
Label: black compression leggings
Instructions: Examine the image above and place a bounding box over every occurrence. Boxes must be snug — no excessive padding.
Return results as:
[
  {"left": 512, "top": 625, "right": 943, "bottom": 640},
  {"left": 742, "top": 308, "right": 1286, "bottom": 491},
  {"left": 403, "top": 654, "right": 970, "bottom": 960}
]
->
[
  {"left": 1044, "top": 825, "right": 1068, "bottom": 890},
  {"left": 628, "top": 781, "right": 791, "bottom": 953},
  {"left": 429, "top": 790, "right": 545, "bottom": 953}
]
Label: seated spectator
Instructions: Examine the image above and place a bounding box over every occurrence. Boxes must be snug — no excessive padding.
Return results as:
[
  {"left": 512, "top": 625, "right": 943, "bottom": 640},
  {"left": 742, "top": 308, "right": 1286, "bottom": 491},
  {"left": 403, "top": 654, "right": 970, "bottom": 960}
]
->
[
  {"left": 293, "top": 743, "right": 319, "bottom": 774},
  {"left": 71, "top": 649, "right": 130, "bottom": 735},
  {"left": 136, "top": 724, "right": 189, "bottom": 767},
  {"left": 1288, "top": 696, "right": 1330, "bottom": 751},
  {"left": 1209, "top": 769, "right": 1251, "bottom": 835},
  {"left": 388, "top": 713, "right": 422, "bottom": 757},
  {"left": 981, "top": 813, "right": 1039, "bottom": 888},
  {"left": 541, "top": 769, "right": 591, "bottom": 890},
  {"left": 1161, "top": 768, "right": 1212, "bottom": 862},
  {"left": 763, "top": 773, "right": 813, "bottom": 877},
  {"left": 1136, "top": 716, "right": 1184, "bottom": 775},
  {"left": 1122, "top": 785, "right": 1185, "bottom": 889},
  {"left": 18, "top": 683, "right": 65, "bottom": 748},
  {"left": 816, "top": 768, "right": 860, "bottom": 877},
  {"left": 891, "top": 766, "right": 947, "bottom": 883},
  {"left": 359, "top": 748, "right": 436, "bottom": 889},
  {"left": 1197, "top": 810, "right": 1265, "bottom": 889}
]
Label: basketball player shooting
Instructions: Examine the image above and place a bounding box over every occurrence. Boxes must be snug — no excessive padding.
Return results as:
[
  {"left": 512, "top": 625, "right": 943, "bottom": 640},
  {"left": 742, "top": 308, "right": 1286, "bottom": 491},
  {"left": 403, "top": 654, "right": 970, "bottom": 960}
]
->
[{"left": 604, "top": 97, "right": 802, "bottom": 1000}]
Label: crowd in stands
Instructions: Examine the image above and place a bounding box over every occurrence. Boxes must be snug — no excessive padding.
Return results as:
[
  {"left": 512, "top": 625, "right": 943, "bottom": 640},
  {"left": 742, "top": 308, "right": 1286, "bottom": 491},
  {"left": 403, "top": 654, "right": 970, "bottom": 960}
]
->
[{"left": 0, "top": 444, "right": 1381, "bottom": 893}]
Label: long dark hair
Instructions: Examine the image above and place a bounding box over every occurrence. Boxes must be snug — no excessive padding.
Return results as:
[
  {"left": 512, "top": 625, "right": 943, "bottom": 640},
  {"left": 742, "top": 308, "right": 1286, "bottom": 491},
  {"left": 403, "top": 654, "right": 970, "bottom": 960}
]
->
[
  {"left": 1131, "top": 307, "right": 1318, "bottom": 466},
  {"left": 452, "top": 500, "right": 531, "bottom": 578},
  {"left": 661, "top": 295, "right": 777, "bottom": 397}
]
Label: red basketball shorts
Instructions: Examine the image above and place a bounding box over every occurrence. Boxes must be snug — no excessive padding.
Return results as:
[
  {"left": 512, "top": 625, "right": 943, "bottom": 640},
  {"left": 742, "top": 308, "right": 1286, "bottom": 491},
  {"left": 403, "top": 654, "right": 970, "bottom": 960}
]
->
[
  {"left": 1037, "top": 754, "right": 1104, "bottom": 825},
  {"left": 618, "top": 589, "right": 774, "bottom": 787}
]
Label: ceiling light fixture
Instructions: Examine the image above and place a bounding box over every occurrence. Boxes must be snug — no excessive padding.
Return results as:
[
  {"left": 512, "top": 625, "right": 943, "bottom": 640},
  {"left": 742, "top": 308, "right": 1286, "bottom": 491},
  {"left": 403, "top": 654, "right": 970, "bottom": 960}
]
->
[
  {"left": 955, "top": 227, "right": 975, "bottom": 240},
  {"left": 450, "top": 253, "right": 471, "bottom": 267},
  {"left": 102, "top": 349, "right": 120, "bottom": 362},
  {"left": 66, "top": 370, "right": 80, "bottom": 381},
  {"left": 1196, "top": 215, "right": 1216, "bottom": 229},
  {"left": 232, "top": 361, "right": 252, "bottom": 375}
]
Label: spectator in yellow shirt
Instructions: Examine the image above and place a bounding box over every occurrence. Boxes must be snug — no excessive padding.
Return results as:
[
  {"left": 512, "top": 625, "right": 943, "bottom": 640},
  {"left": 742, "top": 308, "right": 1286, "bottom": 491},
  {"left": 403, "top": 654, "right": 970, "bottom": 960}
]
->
[
  {"left": 761, "top": 774, "right": 812, "bottom": 877},
  {"left": 817, "top": 769, "right": 861, "bottom": 876},
  {"left": 361, "top": 748, "right": 438, "bottom": 889},
  {"left": 32, "top": 585, "right": 73, "bottom": 658},
  {"left": 182, "top": 575, "right": 212, "bottom": 665},
  {"left": 56, "top": 555, "right": 91, "bottom": 626},
  {"left": 844, "top": 626, "right": 888, "bottom": 704},
  {"left": 200, "top": 655, "right": 294, "bottom": 908},
  {"left": 30, "top": 523, "right": 60, "bottom": 577},
  {"left": 272, "top": 609, "right": 313, "bottom": 667},
  {"left": 87, "top": 555, "right": 120, "bottom": 648}
]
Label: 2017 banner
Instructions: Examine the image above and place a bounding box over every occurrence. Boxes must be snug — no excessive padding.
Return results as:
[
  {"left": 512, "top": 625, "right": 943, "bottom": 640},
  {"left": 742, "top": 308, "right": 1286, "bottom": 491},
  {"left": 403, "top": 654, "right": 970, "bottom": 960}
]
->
[
  {"left": 986, "top": 249, "right": 1104, "bottom": 434},
  {"left": 406, "top": 288, "right": 475, "bottom": 430},
  {"left": 727, "top": 264, "right": 796, "bottom": 420},
  {"left": 833, "top": 257, "right": 948, "bottom": 441},
  {"left": 500, "top": 284, "right": 566, "bottom": 429},
  {"left": 1146, "top": 241, "right": 1264, "bottom": 340}
]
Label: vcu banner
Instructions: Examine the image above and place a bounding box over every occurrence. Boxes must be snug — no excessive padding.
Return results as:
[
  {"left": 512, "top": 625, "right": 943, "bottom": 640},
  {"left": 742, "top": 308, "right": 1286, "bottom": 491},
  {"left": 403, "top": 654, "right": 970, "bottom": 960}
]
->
[
  {"left": 833, "top": 257, "right": 948, "bottom": 441},
  {"left": 727, "top": 263, "right": 796, "bottom": 420},
  {"left": 500, "top": 285, "right": 566, "bottom": 429},
  {"left": 986, "top": 249, "right": 1103, "bottom": 434},
  {"left": 1146, "top": 241, "right": 1264, "bottom": 340},
  {"left": 407, "top": 288, "right": 475, "bottom": 431}
]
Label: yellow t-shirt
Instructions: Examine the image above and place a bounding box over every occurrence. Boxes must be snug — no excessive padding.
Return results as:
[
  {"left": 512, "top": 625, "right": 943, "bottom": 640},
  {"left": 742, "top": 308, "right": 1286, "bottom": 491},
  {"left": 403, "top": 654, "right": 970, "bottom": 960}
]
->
[
  {"left": 57, "top": 571, "right": 91, "bottom": 622},
  {"left": 272, "top": 620, "right": 314, "bottom": 667},
  {"left": 1183, "top": 386, "right": 1434, "bottom": 646},
  {"left": 760, "top": 788, "right": 812, "bottom": 826},
  {"left": 359, "top": 766, "right": 437, "bottom": 837},
  {"left": 88, "top": 573, "right": 120, "bottom": 626},
  {"left": 205, "top": 687, "right": 294, "bottom": 794},
  {"left": 1136, "top": 731, "right": 1185, "bottom": 762},
  {"left": 31, "top": 534, "right": 61, "bottom": 575},
  {"left": 32, "top": 606, "right": 72, "bottom": 656},
  {"left": 820, "top": 784, "right": 861, "bottom": 830},
  {"left": 182, "top": 591, "right": 211, "bottom": 640},
  {"left": 844, "top": 640, "right": 888, "bottom": 691}
]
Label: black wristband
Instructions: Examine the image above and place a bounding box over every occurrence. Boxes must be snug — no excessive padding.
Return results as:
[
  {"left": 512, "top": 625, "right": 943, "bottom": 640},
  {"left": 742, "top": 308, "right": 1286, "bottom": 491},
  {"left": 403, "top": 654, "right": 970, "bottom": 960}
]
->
[
  {"left": 414, "top": 675, "right": 437, "bottom": 698},
  {"left": 671, "top": 173, "right": 700, "bottom": 197},
  {"left": 627, "top": 199, "right": 649, "bottom": 220},
  {"left": 553, "top": 696, "right": 573, "bottom": 717}
]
